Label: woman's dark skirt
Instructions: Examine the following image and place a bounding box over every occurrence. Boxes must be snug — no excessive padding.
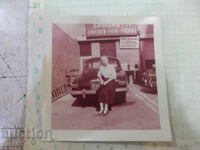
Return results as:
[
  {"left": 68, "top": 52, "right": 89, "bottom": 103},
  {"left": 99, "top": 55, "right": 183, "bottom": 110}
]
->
[{"left": 96, "top": 80, "right": 117, "bottom": 105}]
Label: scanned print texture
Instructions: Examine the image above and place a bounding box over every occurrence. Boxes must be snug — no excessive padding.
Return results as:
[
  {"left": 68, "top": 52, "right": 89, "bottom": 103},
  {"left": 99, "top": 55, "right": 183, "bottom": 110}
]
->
[{"left": 51, "top": 23, "right": 159, "bottom": 130}]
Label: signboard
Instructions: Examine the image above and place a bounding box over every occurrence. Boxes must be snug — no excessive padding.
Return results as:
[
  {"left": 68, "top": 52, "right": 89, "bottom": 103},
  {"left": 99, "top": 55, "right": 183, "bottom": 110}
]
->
[
  {"left": 120, "top": 36, "right": 139, "bottom": 48},
  {"left": 86, "top": 24, "right": 137, "bottom": 38}
]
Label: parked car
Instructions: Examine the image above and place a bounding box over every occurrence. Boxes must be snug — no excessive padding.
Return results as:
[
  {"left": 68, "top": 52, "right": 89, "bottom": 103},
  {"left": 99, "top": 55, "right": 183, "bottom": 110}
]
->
[
  {"left": 70, "top": 57, "right": 128, "bottom": 104},
  {"left": 142, "top": 66, "right": 157, "bottom": 88}
]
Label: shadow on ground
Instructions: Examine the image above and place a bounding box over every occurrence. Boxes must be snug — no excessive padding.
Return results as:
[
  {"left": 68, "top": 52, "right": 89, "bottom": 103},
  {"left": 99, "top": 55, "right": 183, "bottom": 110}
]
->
[
  {"left": 141, "top": 87, "right": 157, "bottom": 94},
  {"left": 71, "top": 95, "right": 136, "bottom": 109}
]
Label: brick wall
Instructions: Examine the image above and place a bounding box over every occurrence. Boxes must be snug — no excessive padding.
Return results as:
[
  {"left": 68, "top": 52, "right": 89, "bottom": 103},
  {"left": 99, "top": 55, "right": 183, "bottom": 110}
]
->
[{"left": 52, "top": 24, "right": 80, "bottom": 100}]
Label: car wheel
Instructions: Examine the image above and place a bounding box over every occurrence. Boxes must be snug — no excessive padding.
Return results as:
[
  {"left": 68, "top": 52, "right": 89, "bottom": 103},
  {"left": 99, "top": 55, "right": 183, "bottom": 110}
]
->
[
  {"left": 72, "top": 95, "right": 82, "bottom": 100},
  {"left": 144, "top": 79, "right": 148, "bottom": 87},
  {"left": 115, "top": 92, "right": 126, "bottom": 105},
  {"left": 72, "top": 95, "right": 86, "bottom": 108},
  {"left": 149, "top": 78, "right": 153, "bottom": 88}
]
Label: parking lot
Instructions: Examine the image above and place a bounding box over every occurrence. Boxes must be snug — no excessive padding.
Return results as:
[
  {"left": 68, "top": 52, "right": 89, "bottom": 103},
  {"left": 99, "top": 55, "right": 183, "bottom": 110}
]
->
[{"left": 52, "top": 84, "right": 160, "bottom": 130}]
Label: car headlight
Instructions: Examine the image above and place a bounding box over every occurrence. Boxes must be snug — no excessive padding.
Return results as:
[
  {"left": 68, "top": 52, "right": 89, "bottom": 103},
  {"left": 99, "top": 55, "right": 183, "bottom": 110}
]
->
[
  {"left": 71, "top": 83, "right": 79, "bottom": 89},
  {"left": 71, "top": 79, "right": 79, "bottom": 89},
  {"left": 90, "top": 82, "right": 100, "bottom": 90},
  {"left": 116, "top": 80, "right": 127, "bottom": 86},
  {"left": 90, "top": 79, "right": 100, "bottom": 90}
]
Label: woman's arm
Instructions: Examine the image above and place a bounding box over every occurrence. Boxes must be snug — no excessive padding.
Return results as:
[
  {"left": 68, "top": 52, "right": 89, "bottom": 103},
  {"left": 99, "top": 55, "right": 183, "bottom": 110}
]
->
[
  {"left": 103, "top": 78, "right": 112, "bottom": 85},
  {"left": 97, "top": 67, "right": 104, "bottom": 85}
]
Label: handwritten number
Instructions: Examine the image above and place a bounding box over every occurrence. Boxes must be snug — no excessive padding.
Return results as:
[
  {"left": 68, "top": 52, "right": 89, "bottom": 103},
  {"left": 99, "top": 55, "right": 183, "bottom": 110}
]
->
[
  {"left": 180, "top": 145, "right": 188, "bottom": 150},
  {"left": 32, "top": 2, "right": 40, "bottom": 8},
  {"left": 31, "top": 137, "right": 36, "bottom": 145}
]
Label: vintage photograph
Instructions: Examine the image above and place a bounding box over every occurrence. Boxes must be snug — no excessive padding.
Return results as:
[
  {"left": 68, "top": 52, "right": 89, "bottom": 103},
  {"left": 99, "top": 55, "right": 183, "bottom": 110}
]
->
[
  {"left": 51, "top": 23, "right": 159, "bottom": 130},
  {"left": 42, "top": 17, "right": 171, "bottom": 141}
]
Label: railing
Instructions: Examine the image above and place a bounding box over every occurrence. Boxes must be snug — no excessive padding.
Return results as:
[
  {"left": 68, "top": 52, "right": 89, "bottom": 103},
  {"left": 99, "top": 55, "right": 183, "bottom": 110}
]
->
[
  {"left": 51, "top": 83, "right": 71, "bottom": 102},
  {"left": 51, "top": 70, "right": 79, "bottom": 102}
]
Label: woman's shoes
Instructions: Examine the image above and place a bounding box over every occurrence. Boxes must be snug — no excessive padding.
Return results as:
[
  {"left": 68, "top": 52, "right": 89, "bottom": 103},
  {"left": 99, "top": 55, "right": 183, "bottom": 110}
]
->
[
  {"left": 98, "top": 109, "right": 109, "bottom": 116},
  {"left": 103, "top": 108, "right": 108, "bottom": 116},
  {"left": 99, "top": 109, "right": 104, "bottom": 115}
]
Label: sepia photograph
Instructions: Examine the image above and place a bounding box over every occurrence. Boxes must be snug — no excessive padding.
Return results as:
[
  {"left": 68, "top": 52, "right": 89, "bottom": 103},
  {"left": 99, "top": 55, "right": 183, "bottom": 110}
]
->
[{"left": 42, "top": 16, "right": 171, "bottom": 141}]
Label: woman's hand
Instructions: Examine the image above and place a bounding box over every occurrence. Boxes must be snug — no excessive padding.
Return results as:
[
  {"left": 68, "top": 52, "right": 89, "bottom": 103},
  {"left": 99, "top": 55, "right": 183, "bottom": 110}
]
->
[
  {"left": 103, "top": 78, "right": 114, "bottom": 85},
  {"left": 103, "top": 80, "right": 109, "bottom": 85},
  {"left": 100, "top": 80, "right": 104, "bottom": 85},
  {"left": 101, "top": 81, "right": 108, "bottom": 85},
  {"left": 102, "top": 81, "right": 107, "bottom": 85}
]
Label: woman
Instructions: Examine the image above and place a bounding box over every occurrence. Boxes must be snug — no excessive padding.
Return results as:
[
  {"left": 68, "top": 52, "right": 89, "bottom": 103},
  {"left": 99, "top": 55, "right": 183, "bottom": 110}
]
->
[{"left": 97, "top": 56, "right": 117, "bottom": 115}]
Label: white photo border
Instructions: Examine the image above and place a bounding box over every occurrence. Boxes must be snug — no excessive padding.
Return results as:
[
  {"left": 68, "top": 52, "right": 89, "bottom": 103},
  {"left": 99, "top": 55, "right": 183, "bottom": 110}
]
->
[{"left": 41, "top": 16, "right": 172, "bottom": 141}]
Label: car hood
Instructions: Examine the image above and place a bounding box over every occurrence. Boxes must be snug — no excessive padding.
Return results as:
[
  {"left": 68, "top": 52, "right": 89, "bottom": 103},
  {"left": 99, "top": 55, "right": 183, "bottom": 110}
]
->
[
  {"left": 75, "top": 68, "right": 125, "bottom": 82},
  {"left": 72, "top": 69, "right": 98, "bottom": 83},
  {"left": 82, "top": 69, "right": 99, "bottom": 81}
]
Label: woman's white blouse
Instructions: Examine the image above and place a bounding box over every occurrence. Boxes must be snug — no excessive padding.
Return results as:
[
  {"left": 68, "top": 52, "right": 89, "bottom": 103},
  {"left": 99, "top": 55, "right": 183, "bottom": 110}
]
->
[{"left": 97, "top": 64, "right": 117, "bottom": 80}]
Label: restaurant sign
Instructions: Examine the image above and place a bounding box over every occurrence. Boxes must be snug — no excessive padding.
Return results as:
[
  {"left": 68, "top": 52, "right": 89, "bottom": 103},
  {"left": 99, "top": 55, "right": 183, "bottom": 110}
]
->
[
  {"left": 120, "top": 36, "right": 139, "bottom": 49},
  {"left": 86, "top": 24, "right": 137, "bottom": 38}
]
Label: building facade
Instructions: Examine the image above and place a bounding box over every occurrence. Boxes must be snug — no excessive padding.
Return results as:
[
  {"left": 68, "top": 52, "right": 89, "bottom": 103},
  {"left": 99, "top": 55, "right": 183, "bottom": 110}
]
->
[{"left": 52, "top": 23, "right": 155, "bottom": 100}]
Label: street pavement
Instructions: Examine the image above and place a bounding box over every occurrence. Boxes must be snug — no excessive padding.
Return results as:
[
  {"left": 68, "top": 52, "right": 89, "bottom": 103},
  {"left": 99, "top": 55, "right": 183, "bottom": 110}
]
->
[{"left": 52, "top": 84, "right": 160, "bottom": 130}]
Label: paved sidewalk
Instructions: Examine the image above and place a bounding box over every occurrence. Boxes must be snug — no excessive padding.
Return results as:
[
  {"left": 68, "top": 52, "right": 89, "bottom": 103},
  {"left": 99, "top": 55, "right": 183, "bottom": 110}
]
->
[
  {"left": 129, "top": 84, "right": 158, "bottom": 103},
  {"left": 52, "top": 85, "right": 160, "bottom": 130},
  {"left": 128, "top": 84, "right": 158, "bottom": 112}
]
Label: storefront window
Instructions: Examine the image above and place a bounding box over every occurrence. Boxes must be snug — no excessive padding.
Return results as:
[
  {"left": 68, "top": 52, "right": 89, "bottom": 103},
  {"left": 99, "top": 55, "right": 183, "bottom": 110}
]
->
[
  {"left": 100, "top": 41, "right": 116, "bottom": 57},
  {"left": 79, "top": 42, "right": 91, "bottom": 56}
]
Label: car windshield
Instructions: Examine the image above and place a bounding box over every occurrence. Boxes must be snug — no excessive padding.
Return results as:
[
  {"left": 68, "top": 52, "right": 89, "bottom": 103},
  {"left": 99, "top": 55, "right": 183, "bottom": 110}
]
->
[{"left": 85, "top": 58, "right": 119, "bottom": 70}]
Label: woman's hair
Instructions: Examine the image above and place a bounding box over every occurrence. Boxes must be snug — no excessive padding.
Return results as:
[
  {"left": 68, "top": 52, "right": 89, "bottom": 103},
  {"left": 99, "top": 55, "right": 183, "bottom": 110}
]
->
[
  {"left": 100, "top": 56, "right": 108, "bottom": 60},
  {"left": 100, "top": 56, "right": 109, "bottom": 65}
]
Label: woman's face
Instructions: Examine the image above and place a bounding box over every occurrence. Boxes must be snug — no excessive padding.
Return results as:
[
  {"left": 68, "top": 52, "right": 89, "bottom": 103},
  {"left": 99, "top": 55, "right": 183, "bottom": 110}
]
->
[{"left": 101, "top": 56, "right": 109, "bottom": 66}]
